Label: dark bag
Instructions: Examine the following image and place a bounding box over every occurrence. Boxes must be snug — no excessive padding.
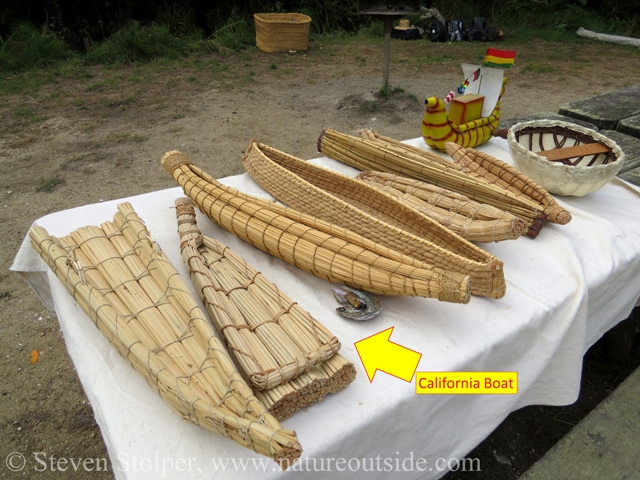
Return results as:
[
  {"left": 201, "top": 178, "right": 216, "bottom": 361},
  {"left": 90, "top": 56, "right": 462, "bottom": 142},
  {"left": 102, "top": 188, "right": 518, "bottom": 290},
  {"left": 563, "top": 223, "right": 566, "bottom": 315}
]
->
[
  {"left": 391, "top": 27, "right": 423, "bottom": 41},
  {"left": 430, "top": 20, "right": 447, "bottom": 42},
  {"left": 448, "top": 19, "right": 464, "bottom": 42},
  {"left": 467, "top": 16, "right": 490, "bottom": 41}
]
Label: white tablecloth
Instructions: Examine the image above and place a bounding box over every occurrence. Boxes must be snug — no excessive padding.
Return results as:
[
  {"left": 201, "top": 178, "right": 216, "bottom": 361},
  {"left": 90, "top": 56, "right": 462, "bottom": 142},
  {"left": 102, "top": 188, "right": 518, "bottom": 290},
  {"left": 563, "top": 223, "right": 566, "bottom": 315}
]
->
[{"left": 11, "top": 138, "right": 640, "bottom": 479}]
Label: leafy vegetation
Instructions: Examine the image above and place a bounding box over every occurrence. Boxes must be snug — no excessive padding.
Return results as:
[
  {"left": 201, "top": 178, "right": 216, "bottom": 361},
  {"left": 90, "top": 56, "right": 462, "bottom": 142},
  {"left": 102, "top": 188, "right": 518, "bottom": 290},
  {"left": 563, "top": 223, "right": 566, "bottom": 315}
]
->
[{"left": 0, "top": 0, "right": 637, "bottom": 81}]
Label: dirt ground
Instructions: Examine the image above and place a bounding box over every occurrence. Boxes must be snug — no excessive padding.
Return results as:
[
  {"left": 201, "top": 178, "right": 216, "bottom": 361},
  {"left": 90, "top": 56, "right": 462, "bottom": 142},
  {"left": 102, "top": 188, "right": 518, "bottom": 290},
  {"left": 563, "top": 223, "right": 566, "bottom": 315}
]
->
[{"left": 2, "top": 36, "right": 640, "bottom": 479}]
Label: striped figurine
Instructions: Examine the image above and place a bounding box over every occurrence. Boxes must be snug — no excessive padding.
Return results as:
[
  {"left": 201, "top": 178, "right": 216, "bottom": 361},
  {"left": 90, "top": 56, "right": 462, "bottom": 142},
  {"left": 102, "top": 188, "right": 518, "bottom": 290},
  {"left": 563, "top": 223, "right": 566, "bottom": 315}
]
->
[{"left": 422, "top": 77, "right": 507, "bottom": 151}]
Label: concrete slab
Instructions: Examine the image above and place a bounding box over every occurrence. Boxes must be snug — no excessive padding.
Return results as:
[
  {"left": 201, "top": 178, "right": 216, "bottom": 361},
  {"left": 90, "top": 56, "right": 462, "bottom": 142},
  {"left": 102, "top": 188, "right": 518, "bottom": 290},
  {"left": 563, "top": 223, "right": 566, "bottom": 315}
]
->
[
  {"left": 618, "top": 113, "right": 640, "bottom": 138},
  {"left": 519, "top": 366, "right": 640, "bottom": 480},
  {"left": 558, "top": 84, "right": 640, "bottom": 130},
  {"left": 499, "top": 113, "right": 597, "bottom": 131},
  {"left": 618, "top": 168, "right": 640, "bottom": 187},
  {"left": 600, "top": 130, "right": 640, "bottom": 173}
]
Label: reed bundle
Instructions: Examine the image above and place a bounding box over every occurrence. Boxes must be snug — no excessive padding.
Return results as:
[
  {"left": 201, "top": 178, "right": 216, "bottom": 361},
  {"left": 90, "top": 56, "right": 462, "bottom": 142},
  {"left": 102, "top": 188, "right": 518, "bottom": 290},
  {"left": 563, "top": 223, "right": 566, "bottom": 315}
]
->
[
  {"left": 162, "top": 150, "right": 471, "bottom": 303},
  {"left": 318, "top": 128, "right": 550, "bottom": 238},
  {"left": 176, "top": 196, "right": 352, "bottom": 379},
  {"left": 445, "top": 143, "right": 571, "bottom": 225},
  {"left": 242, "top": 140, "right": 505, "bottom": 299},
  {"left": 255, "top": 353, "right": 356, "bottom": 421},
  {"left": 356, "top": 171, "right": 526, "bottom": 243},
  {"left": 29, "top": 204, "right": 301, "bottom": 468}
]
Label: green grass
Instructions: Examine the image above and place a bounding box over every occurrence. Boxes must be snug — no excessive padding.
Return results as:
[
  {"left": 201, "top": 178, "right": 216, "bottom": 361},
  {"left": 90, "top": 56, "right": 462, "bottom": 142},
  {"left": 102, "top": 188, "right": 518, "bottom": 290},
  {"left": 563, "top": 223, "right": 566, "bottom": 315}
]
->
[
  {"left": 106, "top": 132, "right": 146, "bottom": 143},
  {"left": 0, "top": 23, "right": 73, "bottom": 73},
  {"left": 521, "top": 64, "right": 557, "bottom": 74},
  {"left": 378, "top": 85, "right": 406, "bottom": 98},
  {"left": 36, "top": 177, "right": 65, "bottom": 192},
  {"left": 60, "top": 152, "right": 107, "bottom": 170},
  {"left": 12, "top": 108, "right": 48, "bottom": 124}
]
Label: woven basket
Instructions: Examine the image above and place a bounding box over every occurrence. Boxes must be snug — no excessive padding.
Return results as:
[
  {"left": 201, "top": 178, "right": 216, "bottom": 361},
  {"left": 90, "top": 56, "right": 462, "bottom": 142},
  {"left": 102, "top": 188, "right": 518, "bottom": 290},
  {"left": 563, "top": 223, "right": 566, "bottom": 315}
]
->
[
  {"left": 162, "top": 150, "right": 472, "bottom": 303},
  {"left": 29, "top": 203, "right": 301, "bottom": 468},
  {"left": 242, "top": 140, "right": 506, "bottom": 299},
  {"left": 507, "top": 120, "right": 624, "bottom": 197},
  {"left": 254, "top": 13, "right": 311, "bottom": 53}
]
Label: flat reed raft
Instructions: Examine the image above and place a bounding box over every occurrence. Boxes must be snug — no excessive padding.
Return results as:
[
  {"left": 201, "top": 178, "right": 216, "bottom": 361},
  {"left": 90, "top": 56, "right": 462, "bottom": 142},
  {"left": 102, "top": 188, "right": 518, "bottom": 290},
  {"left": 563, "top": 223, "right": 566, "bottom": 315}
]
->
[
  {"left": 242, "top": 140, "right": 505, "bottom": 299},
  {"left": 28, "top": 203, "right": 301, "bottom": 468},
  {"left": 161, "top": 150, "right": 472, "bottom": 303},
  {"left": 175, "top": 198, "right": 356, "bottom": 419},
  {"left": 356, "top": 171, "right": 526, "bottom": 243},
  {"left": 318, "top": 128, "right": 572, "bottom": 238}
]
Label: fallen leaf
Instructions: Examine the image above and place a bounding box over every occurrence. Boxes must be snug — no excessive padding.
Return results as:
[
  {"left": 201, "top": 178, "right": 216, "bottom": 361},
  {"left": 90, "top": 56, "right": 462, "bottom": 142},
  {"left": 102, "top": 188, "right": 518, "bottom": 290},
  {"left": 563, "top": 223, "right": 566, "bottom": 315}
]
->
[
  {"left": 30, "top": 349, "right": 39, "bottom": 364},
  {"left": 493, "top": 450, "right": 512, "bottom": 466}
]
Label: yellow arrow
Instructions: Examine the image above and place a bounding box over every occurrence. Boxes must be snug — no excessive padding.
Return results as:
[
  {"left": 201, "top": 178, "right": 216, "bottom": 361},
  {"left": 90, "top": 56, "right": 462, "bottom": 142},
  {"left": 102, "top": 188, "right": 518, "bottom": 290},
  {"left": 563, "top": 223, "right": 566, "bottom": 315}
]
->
[{"left": 354, "top": 327, "right": 422, "bottom": 382}]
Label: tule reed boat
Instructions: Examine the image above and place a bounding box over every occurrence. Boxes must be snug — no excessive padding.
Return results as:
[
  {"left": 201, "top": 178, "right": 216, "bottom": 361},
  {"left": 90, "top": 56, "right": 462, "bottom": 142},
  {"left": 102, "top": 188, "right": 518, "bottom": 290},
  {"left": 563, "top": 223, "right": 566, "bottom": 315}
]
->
[
  {"left": 29, "top": 203, "right": 301, "bottom": 468},
  {"left": 241, "top": 140, "right": 506, "bottom": 299},
  {"left": 162, "top": 150, "right": 472, "bottom": 303}
]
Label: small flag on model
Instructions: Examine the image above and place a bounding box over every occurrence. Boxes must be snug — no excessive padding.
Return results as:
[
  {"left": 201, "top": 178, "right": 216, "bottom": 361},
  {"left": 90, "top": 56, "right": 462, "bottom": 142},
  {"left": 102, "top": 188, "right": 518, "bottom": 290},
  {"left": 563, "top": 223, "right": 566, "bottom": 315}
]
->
[
  {"left": 457, "top": 67, "right": 482, "bottom": 94},
  {"left": 483, "top": 48, "right": 516, "bottom": 68}
]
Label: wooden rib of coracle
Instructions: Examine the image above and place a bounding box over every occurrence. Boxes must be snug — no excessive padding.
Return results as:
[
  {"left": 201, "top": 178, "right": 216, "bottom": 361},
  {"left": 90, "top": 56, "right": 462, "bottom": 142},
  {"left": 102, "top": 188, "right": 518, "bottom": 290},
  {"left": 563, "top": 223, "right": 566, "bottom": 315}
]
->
[
  {"left": 161, "top": 150, "right": 471, "bottom": 304},
  {"left": 28, "top": 204, "right": 301, "bottom": 469},
  {"left": 175, "top": 197, "right": 355, "bottom": 397},
  {"left": 241, "top": 140, "right": 505, "bottom": 299},
  {"left": 356, "top": 171, "right": 526, "bottom": 243},
  {"left": 515, "top": 125, "right": 617, "bottom": 166},
  {"left": 445, "top": 143, "right": 571, "bottom": 226},
  {"left": 318, "top": 128, "right": 550, "bottom": 239}
]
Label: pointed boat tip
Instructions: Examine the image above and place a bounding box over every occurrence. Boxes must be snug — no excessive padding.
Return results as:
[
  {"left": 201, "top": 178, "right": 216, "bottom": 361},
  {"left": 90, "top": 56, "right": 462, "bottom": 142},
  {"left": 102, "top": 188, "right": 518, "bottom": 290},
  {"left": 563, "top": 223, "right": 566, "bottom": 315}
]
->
[
  {"left": 161, "top": 150, "right": 192, "bottom": 172},
  {"left": 444, "top": 142, "right": 463, "bottom": 156}
]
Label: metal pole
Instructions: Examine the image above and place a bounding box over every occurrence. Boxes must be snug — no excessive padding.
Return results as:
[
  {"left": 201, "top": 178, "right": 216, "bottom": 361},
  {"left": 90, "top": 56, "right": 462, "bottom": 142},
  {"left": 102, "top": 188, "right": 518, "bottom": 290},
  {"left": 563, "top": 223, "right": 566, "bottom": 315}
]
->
[{"left": 382, "top": 17, "right": 393, "bottom": 89}]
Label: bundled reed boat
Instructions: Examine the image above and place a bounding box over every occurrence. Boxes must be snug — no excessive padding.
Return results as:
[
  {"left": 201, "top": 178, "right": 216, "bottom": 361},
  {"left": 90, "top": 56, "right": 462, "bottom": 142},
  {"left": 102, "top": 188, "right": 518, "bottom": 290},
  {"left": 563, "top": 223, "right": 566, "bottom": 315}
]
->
[
  {"left": 162, "top": 150, "right": 471, "bottom": 303},
  {"left": 29, "top": 203, "right": 301, "bottom": 468},
  {"left": 445, "top": 142, "right": 571, "bottom": 225},
  {"left": 241, "top": 140, "right": 505, "bottom": 299},
  {"left": 175, "top": 198, "right": 356, "bottom": 420},
  {"left": 319, "top": 128, "right": 572, "bottom": 238},
  {"left": 356, "top": 171, "right": 527, "bottom": 243}
]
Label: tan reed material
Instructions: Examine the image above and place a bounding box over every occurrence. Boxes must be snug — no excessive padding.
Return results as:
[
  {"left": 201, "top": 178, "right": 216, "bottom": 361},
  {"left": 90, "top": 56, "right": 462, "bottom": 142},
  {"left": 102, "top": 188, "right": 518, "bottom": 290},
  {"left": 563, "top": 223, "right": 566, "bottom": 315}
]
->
[
  {"left": 356, "top": 171, "right": 526, "bottom": 242},
  {"left": 254, "top": 13, "right": 311, "bottom": 53},
  {"left": 161, "top": 150, "right": 472, "bottom": 303},
  {"left": 445, "top": 143, "right": 572, "bottom": 225},
  {"left": 175, "top": 197, "right": 345, "bottom": 392},
  {"left": 242, "top": 140, "right": 505, "bottom": 299},
  {"left": 28, "top": 204, "right": 301, "bottom": 468},
  {"left": 255, "top": 353, "right": 356, "bottom": 421},
  {"left": 318, "top": 128, "right": 550, "bottom": 238}
]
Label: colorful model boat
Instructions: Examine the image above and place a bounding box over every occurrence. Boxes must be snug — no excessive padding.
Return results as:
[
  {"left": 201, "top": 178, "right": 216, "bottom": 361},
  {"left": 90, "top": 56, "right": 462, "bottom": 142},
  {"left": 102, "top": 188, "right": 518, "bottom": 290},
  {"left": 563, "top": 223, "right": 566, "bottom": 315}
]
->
[
  {"left": 422, "top": 77, "right": 507, "bottom": 151},
  {"left": 423, "top": 49, "right": 517, "bottom": 151}
]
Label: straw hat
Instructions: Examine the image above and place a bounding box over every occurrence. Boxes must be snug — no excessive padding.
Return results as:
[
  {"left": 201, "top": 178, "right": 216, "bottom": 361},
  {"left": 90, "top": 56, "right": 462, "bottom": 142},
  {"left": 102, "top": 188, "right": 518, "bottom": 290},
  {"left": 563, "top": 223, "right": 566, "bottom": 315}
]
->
[{"left": 394, "top": 19, "right": 413, "bottom": 30}]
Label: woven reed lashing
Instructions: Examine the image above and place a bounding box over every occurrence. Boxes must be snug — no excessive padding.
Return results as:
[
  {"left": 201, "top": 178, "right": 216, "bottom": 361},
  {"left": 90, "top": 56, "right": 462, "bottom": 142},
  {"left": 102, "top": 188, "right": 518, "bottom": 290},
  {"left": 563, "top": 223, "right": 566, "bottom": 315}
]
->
[
  {"left": 319, "top": 128, "right": 549, "bottom": 239},
  {"left": 242, "top": 140, "right": 505, "bottom": 299},
  {"left": 28, "top": 203, "right": 301, "bottom": 468},
  {"left": 356, "top": 171, "right": 526, "bottom": 243},
  {"left": 445, "top": 142, "right": 572, "bottom": 226},
  {"left": 161, "top": 150, "right": 471, "bottom": 303},
  {"left": 175, "top": 198, "right": 355, "bottom": 404}
]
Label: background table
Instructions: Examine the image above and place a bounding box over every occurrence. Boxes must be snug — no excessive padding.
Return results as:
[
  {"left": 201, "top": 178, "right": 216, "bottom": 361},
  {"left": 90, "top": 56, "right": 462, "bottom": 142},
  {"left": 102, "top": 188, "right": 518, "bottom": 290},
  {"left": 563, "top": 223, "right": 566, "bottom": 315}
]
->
[{"left": 11, "top": 138, "right": 640, "bottom": 479}]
